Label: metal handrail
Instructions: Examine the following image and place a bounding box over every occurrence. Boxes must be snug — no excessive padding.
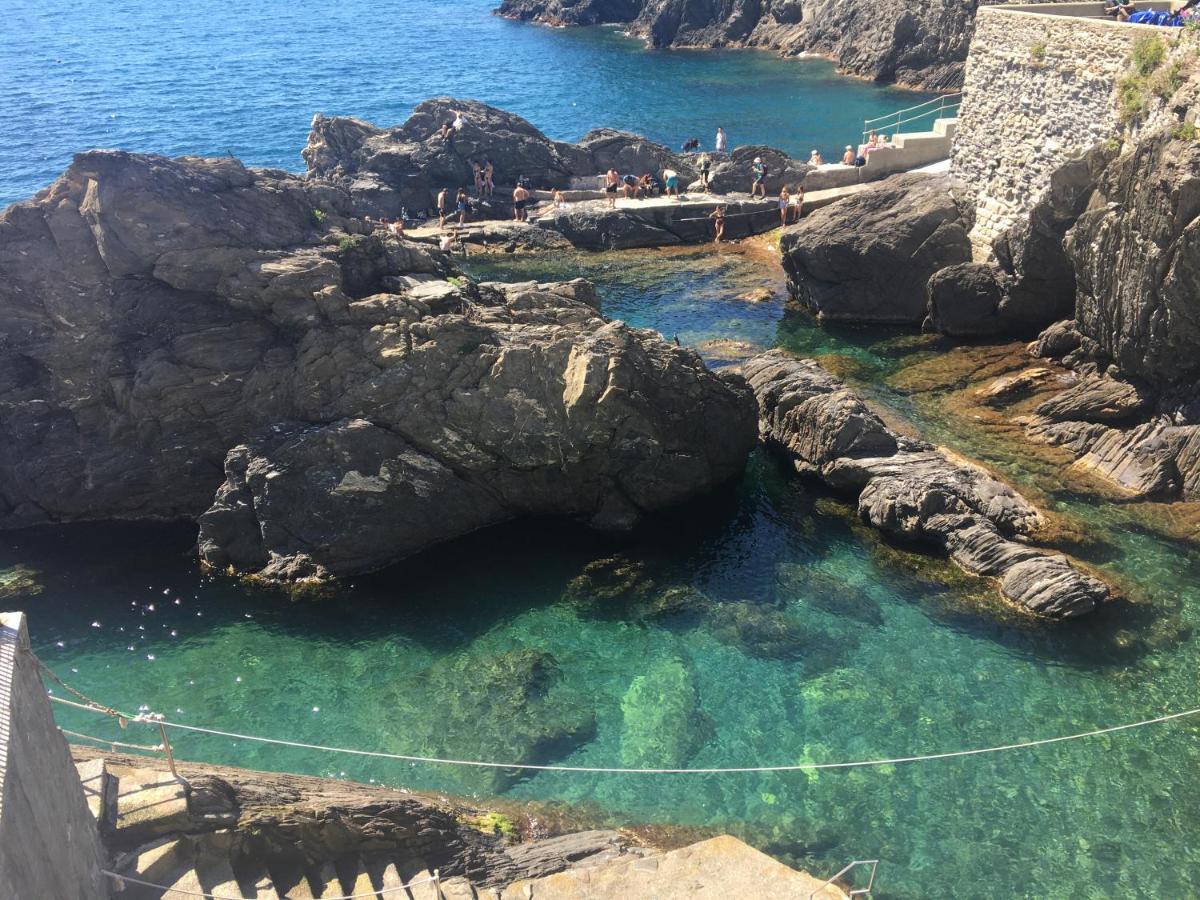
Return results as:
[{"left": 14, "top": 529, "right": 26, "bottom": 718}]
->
[
  {"left": 863, "top": 92, "right": 961, "bottom": 127},
  {"left": 862, "top": 93, "right": 961, "bottom": 141},
  {"left": 809, "top": 859, "right": 880, "bottom": 900}
]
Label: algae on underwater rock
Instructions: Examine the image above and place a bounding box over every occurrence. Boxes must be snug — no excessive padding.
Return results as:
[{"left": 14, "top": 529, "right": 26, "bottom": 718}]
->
[
  {"left": 565, "top": 556, "right": 711, "bottom": 623},
  {"left": 619, "top": 658, "right": 705, "bottom": 768},
  {"left": 776, "top": 562, "right": 885, "bottom": 626},
  {"left": 392, "top": 648, "right": 596, "bottom": 794},
  {"left": 706, "top": 601, "right": 856, "bottom": 671},
  {"left": 0, "top": 565, "right": 43, "bottom": 600}
]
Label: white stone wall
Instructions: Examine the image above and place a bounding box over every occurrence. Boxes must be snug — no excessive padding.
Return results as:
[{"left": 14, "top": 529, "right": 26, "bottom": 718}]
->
[
  {"left": 951, "top": 7, "right": 1171, "bottom": 254},
  {"left": 0, "top": 612, "right": 107, "bottom": 900}
]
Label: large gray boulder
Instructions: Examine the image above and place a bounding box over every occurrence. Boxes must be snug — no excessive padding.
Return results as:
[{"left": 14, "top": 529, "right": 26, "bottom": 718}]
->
[
  {"left": 702, "top": 146, "right": 811, "bottom": 195},
  {"left": 780, "top": 173, "right": 972, "bottom": 325},
  {"left": 0, "top": 151, "right": 758, "bottom": 580},
  {"left": 741, "top": 350, "right": 1113, "bottom": 619}
]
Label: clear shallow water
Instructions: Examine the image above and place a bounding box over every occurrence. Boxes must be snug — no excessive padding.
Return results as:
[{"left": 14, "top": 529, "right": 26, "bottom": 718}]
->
[
  {"left": 10, "top": 248, "right": 1200, "bottom": 899},
  {"left": 0, "top": 0, "right": 934, "bottom": 207}
]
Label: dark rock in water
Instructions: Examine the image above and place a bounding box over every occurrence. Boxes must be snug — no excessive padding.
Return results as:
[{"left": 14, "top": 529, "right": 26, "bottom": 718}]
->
[
  {"left": 395, "top": 649, "right": 596, "bottom": 793},
  {"left": 925, "top": 262, "right": 1010, "bottom": 337},
  {"left": 1028, "top": 320, "right": 1085, "bottom": 362},
  {"left": 565, "top": 556, "right": 710, "bottom": 622},
  {"left": 707, "top": 601, "right": 855, "bottom": 669},
  {"left": 702, "top": 146, "right": 811, "bottom": 196},
  {"left": 775, "top": 562, "right": 884, "bottom": 626},
  {"left": 0, "top": 151, "right": 757, "bottom": 580},
  {"left": 303, "top": 99, "right": 693, "bottom": 218},
  {"left": 1066, "top": 130, "right": 1200, "bottom": 390},
  {"left": 741, "top": 350, "right": 1114, "bottom": 619},
  {"left": 619, "top": 658, "right": 705, "bottom": 768},
  {"left": 780, "top": 174, "right": 972, "bottom": 325}
]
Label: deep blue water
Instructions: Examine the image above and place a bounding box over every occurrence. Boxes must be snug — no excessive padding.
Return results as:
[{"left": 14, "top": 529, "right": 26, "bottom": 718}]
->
[{"left": 0, "top": 0, "right": 933, "bottom": 207}]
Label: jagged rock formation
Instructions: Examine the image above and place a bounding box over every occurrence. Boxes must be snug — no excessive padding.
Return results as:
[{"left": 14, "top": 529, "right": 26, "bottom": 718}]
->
[
  {"left": 700, "top": 145, "right": 811, "bottom": 195},
  {"left": 0, "top": 151, "right": 757, "bottom": 581},
  {"left": 537, "top": 196, "right": 778, "bottom": 249},
  {"left": 780, "top": 173, "right": 972, "bottom": 324},
  {"left": 742, "top": 350, "right": 1112, "bottom": 618},
  {"left": 303, "top": 99, "right": 694, "bottom": 218},
  {"left": 495, "top": 0, "right": 1070, "bottom": 90}
]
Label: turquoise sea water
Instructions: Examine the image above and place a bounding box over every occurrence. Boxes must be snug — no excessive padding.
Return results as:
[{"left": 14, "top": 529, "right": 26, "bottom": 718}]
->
[
  {"left": 12, "top": 247, "right": 1200, "bottom": 899},
  {"left": 0, "top": 0, "right": 934, "bottom": 207}
]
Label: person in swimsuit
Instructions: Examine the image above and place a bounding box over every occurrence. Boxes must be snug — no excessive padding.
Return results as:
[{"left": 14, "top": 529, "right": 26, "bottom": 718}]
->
[
  {"left": 436, "top": 187, "right": 448, "bottom": 229},
  {"left": 715, "top": 127, "right": 727, "bottom": 153},
  {"left": 638, "top": 173, "right": 654, "bottom": 198},
  {"left": 472, "top": 162, "right": 483, "bottom": 194},
  {"left": 484, "top": 160, "right": 495, "bottom": 198},
  {"left": 552, "top": 188, "right": 567, "bottom": 209},
  {"left": 709, "top": 205, "right": 726, "bottom": 244},
  {"left": 793, "top": 183, "right": 805, "bottom": 221},
  {"left": 842, "top": 145, "right": 856, "bottom": 166},
  {"left": 605, "top": 169, "right": 620, "bottom": 208},
  {"left": 751, "top": 157, "right": 767, "bottom": 198},
  {"left": 663, "top": 167, "right": 680, "bottom": 198},
  {"left": 779, "top": 187, "right": 791, "bottom": 226},
  {"left": 622, "top": 173, "right": 640, "bottom": 199},
  {"left": 455, "top": 188, "right": 468, "bottom": 226},
  {"left": 809, "top": 149, "right": 824, "bottom": 166},
  {"left": 512, "top": 184, "right": 530, "bottom": 221}
]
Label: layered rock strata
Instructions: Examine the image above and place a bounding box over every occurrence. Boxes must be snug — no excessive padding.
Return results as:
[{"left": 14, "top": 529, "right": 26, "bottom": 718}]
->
[
  {"left": 0, "top": 151, "right": 757, "bottom": 581},
  {"left": 742, "top": 350, "right": 1112, "bottom": 618}
]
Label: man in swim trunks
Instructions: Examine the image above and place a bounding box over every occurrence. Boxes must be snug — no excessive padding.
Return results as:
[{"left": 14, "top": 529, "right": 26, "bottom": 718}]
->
[
  {"left": 436, "top": 187, "right": 448, "bottom": 229},
  {"left": 663, "top": 167, "right": 680, "bottom": 198},
  {"left": 605, "top": 169, "right": 620, "bottom": 208},
  {"left": 455, "top": 188, "right": 469, "bottom": 226},
  {"left": 751, "top": 157, "right": 767, "bottom": 199},
  {"left": 512, "top": 183, "right": 530, "bottom": 222},
  {"left": 483, "top": 159, "right": 495, "bottom": 198},
  {"left": 622, "top": 173, "right": 640, "bottom": 199}
]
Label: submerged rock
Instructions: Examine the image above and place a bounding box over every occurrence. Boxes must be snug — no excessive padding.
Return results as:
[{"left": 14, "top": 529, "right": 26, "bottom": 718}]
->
[
  {"left": 0, "top": 151, "right": 758, "bottom": 580},
  {"left": 619, "top": 659, "right": 704, "bottom": 768},
  {"left": 780, "top": 174, "right": 972, "bottom": 325},
  {"left": 707, "top": 601, "right": 855, "bottom": 670},
  {"left": 741, "top": 350, "right": 1114, "bottom": 619},
  {"left": 399, "top": 649, "right": 596, "bottom": 793}
]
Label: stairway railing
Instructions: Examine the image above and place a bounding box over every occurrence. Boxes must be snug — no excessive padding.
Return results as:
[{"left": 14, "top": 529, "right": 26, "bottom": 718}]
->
[
  {"left": 809, "top": 858, "right": 880, "bottom": 899},
  {"left": 862, "top": 93, "right": 961, "bottom": 141}
]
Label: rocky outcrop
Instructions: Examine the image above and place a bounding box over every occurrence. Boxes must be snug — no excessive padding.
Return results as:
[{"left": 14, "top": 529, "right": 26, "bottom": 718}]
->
[
  {"left": 700, "top": 145, "right": 811, "bottom": 195},
  {"left": 741, "top": 350, "right": 1112, "bottom": 618},
  {"left": 780, "top": 173, "right": 972, "bottom": 325},
  {"left": 303, "top": 99, "right": 693, "bottom": 218},
  {"left": 0, "top": 151, "right": 758, "bottom": 581},
  {"left": 496, "top": 0, "right": 1042, "bottom": 90}
]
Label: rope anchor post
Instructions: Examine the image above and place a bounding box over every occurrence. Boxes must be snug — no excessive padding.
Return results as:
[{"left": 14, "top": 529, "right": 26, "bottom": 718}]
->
[{"left": 158, "top": 719, "right": 180, "bottom": 780}]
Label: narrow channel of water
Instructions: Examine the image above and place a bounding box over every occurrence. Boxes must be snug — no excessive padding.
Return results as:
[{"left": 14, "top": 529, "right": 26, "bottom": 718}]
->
[{"left": 11, "top": 247, "right": 1199, "bottom": 899}]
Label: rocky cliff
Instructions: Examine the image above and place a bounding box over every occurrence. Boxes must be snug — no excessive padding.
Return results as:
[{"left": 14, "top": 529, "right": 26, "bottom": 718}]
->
[
  {"left": 0, "top": 151, "right": 757, "bottom": 581},
  {"left": 496, "top": 0, "right": 1067, "bottom": 90}
]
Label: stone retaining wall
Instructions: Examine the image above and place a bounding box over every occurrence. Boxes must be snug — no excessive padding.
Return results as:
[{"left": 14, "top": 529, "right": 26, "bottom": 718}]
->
[
  {"left": 0, "top": 612, "right": 107, "bottom": 899},
  {"left": 951, "top": 6, "right": 1177, "bottom": 253}
]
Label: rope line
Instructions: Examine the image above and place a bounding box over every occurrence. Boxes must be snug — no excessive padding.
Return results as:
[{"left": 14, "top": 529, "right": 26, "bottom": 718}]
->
[
  {"left": 49, "top": 692, "right": 1200, "bottom": 775},
  {"left": 101, "top": 868, "right": 439, "bottom": 899},
  {"left": 59, "top": 727, "right": 163, "bottom": 753}
]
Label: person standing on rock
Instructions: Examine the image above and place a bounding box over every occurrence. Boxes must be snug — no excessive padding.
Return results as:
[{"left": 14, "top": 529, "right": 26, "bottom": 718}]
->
[
  {"left": 751, "top": 157, "right": 767, "bottom": 199},
  {"left": 698, "top": 153, "right": 711, "bottom": 192},
  {"left": 472, "top": 161, "right": 483, "bottom": 195},
  {"left": 455, "top": 188, "right": 469, "bottom": 227},
  {"left": 663, "top": 166, "right": 680, "bottom": 199},
  {"left": 484, "top": 159, "right": 495, "bottom": 198},
  {"left": 604, "top": 168, "right": 620, "bottom": 208},
  {"left": 793, "top": 183, "right": 804, "bottom": 221},
  {"left": 709, "top": 205, "right": 726, "bottom": 244},
  {"left": 436, "top": 187, "right": 448, "bottom": 229},
  {"left": 779, "top": 186, "right": 791, "bottom": 226},
  {"left": 512, "top": 183, "right": 530, "bottom": 222},
  {"left": 715, "top": 127, "right": 727, "bottom": 154}
]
